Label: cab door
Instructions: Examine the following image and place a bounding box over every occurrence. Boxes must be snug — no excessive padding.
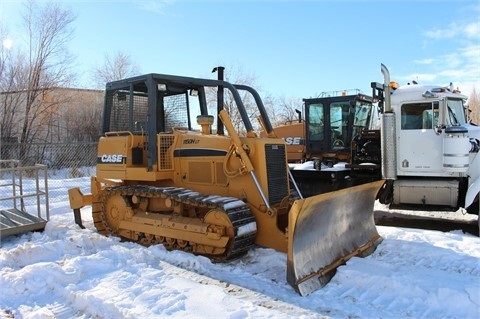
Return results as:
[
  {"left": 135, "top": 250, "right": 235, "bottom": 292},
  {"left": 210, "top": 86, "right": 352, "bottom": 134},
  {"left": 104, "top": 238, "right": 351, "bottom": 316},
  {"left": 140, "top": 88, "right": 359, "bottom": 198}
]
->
[
  {"left": 396, "top": 102, "right": 443, "bottom": 176},
  {"left": 305, "top": 102, "right": 327, "bottom": 154}
]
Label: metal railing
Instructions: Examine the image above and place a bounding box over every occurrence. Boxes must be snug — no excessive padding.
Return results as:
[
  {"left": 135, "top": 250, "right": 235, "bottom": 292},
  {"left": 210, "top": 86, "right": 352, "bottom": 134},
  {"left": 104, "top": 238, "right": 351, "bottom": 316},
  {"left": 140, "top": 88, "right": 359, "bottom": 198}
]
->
[{"left": 0, "top": 159, "right": 50, "bottom": 221}]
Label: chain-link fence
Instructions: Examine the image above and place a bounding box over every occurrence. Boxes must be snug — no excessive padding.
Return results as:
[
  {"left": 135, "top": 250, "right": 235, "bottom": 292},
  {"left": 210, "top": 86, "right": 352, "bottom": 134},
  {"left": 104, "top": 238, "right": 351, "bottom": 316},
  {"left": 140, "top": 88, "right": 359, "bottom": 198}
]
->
[{"left": 1, "top": 142, "right": 98, "bottom": 203}]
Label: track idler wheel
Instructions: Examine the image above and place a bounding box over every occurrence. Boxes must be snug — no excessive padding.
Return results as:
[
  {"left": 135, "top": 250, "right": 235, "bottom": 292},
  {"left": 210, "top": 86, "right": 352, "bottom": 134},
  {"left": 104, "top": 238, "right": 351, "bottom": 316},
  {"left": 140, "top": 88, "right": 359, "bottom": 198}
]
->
[
  {"left": 102, "top": 192, "right": 131, "bottom": 235},
  {"left": 201, "top": 208, "right": 235, "bottom": 258}
]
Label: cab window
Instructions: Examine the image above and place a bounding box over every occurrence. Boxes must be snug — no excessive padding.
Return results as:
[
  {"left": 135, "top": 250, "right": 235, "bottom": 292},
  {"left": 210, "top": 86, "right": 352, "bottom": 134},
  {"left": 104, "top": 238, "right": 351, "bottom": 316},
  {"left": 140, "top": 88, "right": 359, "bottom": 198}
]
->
[
  {"left": 401, "top": 102, "right": 438, "bottom": 130},
  {"left": 307, "top": 103, "right": 324, "bottom": 141}
]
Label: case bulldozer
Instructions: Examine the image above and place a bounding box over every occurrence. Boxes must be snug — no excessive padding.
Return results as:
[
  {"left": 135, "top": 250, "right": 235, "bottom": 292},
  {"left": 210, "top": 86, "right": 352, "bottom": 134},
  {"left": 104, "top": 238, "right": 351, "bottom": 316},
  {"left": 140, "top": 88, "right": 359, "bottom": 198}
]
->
[{"left": 68, "top": 72, "right": 384, "bottom": 296}]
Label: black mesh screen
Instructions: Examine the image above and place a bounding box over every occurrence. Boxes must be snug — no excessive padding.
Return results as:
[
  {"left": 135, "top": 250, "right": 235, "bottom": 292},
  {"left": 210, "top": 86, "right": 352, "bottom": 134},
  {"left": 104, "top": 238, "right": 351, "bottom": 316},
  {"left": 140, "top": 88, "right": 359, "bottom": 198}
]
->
[
  {"left": 104, "top": 90, "right": 148, "bottom": 133},
  {"left": 103, "top": 90, "right": 192, "bottom": 133},
  {"left": 265, "top": 144, "right": 289, "bottom": 205}
]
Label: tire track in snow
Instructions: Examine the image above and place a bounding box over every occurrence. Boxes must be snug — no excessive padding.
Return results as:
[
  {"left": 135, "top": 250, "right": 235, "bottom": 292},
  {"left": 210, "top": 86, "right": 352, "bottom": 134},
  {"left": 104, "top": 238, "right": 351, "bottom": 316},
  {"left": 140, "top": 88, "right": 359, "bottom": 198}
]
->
[{"left": 158, "top": 260, "right": 326, "bottom": 318}]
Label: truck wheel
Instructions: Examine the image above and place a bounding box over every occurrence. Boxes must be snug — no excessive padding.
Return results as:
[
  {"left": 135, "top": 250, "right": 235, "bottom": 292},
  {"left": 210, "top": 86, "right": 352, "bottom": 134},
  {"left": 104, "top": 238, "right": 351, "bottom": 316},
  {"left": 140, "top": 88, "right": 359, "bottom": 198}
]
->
[
  {"left": 470, "top": 200, "right": 480, "bottom": 236},
  {"left": 465, "top": 198, "right": 479, "bottom": 236},
  {"left": 466, "top": 200, "right": 479, "bottom": 215}
]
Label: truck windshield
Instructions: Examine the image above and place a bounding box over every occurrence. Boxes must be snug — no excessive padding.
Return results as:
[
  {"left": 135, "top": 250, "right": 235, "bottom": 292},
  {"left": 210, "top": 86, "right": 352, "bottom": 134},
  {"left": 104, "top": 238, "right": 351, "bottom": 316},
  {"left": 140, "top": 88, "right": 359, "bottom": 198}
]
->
[{"left": 446, "top": 99, "right": 466, "bottom": 126}]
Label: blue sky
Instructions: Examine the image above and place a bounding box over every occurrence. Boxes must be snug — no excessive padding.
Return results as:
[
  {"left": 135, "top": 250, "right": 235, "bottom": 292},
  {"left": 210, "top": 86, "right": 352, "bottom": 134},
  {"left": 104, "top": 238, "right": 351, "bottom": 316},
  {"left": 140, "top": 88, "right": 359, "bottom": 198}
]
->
[{"left": 1, "top": 0, "right": 479, "bottom": 100}]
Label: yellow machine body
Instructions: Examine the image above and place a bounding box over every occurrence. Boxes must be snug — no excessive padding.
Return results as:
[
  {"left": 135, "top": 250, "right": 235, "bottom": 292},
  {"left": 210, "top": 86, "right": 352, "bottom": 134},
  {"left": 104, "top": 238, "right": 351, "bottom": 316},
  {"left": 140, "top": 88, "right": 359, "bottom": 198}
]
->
[{"left": 68, "top": 73, "right": 383, "bottom": 296}]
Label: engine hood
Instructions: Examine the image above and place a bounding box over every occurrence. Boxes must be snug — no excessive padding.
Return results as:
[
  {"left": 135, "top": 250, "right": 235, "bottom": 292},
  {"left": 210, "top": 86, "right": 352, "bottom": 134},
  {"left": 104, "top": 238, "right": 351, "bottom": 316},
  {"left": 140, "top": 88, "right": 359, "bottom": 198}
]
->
[{"left": 466, "top": 123, "right": 480, "bottom": 140}]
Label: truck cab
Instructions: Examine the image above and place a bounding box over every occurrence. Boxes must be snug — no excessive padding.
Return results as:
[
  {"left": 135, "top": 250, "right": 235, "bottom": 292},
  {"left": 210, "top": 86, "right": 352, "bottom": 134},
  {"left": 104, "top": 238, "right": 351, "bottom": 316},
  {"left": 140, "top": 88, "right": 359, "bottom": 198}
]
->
[
  {"left": 375, "top": 64, "right": 480, "bottom": 217},
  {"left": 392, "top": 85, "right": 472, "bottom": 177}
]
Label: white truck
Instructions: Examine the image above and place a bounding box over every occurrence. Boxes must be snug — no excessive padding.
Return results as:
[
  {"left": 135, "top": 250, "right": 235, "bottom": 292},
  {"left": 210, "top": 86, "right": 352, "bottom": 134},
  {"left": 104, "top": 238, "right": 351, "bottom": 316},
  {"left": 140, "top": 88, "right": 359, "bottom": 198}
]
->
[{"left": 373, "top": 64, "right": 480, "bottom": 232}]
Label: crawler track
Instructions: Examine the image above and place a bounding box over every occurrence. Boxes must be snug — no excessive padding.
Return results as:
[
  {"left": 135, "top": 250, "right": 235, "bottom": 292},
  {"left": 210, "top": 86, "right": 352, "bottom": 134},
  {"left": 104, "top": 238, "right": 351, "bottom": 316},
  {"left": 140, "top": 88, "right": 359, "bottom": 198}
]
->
[{"left": 92, "top": 185, "right": 257, "bottom": 260}]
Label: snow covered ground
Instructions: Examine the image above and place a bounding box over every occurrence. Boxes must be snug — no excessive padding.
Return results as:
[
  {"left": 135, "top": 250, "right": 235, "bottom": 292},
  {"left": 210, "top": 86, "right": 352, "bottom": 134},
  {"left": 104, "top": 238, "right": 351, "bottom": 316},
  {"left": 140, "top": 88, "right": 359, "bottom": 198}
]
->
[{"left": 1, "top": 175, "right": 479, "bottom": 319}]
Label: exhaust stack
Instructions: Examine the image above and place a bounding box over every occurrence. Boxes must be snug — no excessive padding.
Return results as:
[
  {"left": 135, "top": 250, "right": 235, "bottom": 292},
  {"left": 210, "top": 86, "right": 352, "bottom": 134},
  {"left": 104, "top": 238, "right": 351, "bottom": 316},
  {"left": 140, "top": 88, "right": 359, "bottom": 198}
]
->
[{"left": 380, "top": 64, "right": 397, "bottom": 180}]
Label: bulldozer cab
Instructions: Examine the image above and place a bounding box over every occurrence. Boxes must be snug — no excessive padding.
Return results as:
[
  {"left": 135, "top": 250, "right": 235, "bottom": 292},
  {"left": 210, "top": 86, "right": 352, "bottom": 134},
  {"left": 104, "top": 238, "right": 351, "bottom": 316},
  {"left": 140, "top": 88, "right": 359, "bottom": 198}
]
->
[
  {"left": 303, "top": 93, "right": 374, "bottom": 165},
  {"left": 103, "top": 75, "right": 209, "bottom": 133},
  {"left": 101, "top": 74, "right": 275, "bottom": 171},
  {"left": 102, "top": 74, "right": 210, "bottom": 170}
]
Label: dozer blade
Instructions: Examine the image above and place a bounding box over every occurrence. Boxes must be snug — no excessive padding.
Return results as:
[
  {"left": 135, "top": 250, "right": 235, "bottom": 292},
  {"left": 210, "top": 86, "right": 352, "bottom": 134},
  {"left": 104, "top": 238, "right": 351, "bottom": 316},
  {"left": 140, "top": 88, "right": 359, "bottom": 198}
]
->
[{"left": 286, "top": 180, "right": 385, "bottom": 296}]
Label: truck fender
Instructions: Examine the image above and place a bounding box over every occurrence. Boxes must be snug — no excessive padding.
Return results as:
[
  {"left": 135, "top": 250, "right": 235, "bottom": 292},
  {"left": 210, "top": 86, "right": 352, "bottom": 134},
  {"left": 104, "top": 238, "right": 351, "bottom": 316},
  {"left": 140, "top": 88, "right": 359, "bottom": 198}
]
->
[{"left": 465, "top": 176, "right": 480, "bottom": 209}]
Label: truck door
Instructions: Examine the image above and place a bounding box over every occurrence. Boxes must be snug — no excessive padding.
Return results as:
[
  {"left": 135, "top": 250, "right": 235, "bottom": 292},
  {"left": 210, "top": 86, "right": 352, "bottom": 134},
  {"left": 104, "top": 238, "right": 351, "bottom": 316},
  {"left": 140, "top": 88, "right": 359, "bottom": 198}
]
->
[{"left": 397, "top": 102, "right": 443, "bottom": 175}]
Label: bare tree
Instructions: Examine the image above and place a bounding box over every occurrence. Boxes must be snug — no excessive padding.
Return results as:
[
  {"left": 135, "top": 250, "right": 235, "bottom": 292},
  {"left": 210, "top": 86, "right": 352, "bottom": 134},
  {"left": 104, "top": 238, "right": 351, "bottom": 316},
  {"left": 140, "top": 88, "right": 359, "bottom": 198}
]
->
[
  {"left": 91, "top": 51, "right": 141, "bottom": 89},
  {"left": 15, "top": 0, "right": 76, "bottom": 163},
  {"left": 1, "top": 47, "right": 27, "bottom": 144},
  {"left": 269, "top": 96, "right": 303, "bottom": 127},
  {"left": 467, "top": 87, "right": 480, "bottom": 125},
  {"left": 0, "top": 25, "right": 7, "bottom": 80},
  {"left": 62, "top": 89, "right": 103, "bottom": 142}
]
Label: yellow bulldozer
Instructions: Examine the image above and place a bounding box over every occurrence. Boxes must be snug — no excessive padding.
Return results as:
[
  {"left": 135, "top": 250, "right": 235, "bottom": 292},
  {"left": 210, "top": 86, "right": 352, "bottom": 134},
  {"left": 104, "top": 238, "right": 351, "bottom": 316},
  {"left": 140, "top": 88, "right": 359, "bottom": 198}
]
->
[{"left": 68, "top": 72, "right": 384, "bottom": 296}]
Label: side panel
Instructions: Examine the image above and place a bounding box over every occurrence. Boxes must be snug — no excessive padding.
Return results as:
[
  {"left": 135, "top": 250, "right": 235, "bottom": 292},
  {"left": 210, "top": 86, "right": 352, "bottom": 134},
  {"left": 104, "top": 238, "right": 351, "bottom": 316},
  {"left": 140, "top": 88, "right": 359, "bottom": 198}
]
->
[
  {"left": 270, "top": 122, "right": 305, "bottom": 162},
  {"left": 96, "top": 135, "right": 131, "bottom": 180},
  {"left": 173, "top": 133, "right": 231, "bottom": 196},
  {"left": 96, "top": 134, "right": 175, "bottom": 182},
  {"left": 393, "top": 179, "right": 459, "bottom": 207}
]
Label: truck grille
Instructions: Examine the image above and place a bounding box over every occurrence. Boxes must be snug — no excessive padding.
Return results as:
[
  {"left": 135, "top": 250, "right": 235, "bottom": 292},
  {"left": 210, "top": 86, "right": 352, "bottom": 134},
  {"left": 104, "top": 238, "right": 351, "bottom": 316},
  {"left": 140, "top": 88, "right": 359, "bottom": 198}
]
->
[{"left": 265, "top": 144, "right": 289, "bottom": 205}]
